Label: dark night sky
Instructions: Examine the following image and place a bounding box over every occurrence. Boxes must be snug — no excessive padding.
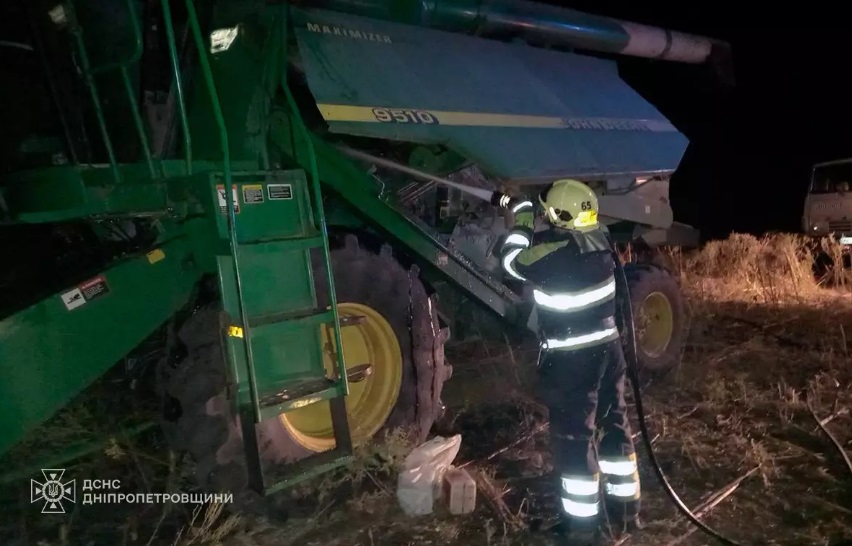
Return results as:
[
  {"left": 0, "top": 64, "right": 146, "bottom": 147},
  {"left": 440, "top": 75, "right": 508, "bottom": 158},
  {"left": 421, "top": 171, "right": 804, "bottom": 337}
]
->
[{"left": 544, "top": 2, "right": 852, "bottom": 240}]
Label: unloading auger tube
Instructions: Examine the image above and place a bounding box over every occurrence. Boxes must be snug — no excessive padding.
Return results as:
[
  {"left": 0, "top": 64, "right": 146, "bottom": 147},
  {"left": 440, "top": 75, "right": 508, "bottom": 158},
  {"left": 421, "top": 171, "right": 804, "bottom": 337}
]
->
[{"left": 302, "top": 0, "right": 731, "bottom": 68}]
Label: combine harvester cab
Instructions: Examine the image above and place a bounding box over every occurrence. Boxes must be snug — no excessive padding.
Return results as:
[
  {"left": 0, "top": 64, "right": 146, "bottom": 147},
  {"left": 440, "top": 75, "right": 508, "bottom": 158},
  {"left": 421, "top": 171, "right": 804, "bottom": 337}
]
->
[{"left": 0, "top": 0, "right": 729, "bottom": 502}]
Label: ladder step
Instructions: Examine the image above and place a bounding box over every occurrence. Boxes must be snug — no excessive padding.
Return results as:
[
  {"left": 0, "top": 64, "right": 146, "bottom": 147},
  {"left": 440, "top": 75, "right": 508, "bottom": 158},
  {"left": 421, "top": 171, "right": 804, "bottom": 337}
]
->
[
  {"left": 240, "top": 234, "right": 324, "bottom": 250},
  {"left": 256, "top": 363, "right": 373, "bottom": 421},
  {"left": 248, "top": 307, "right": 334, "bottom": 328},
  {"left": 258, "top": 379, "right": 342, "bottom": 421},
  {"left": 247, "top": 310, "right": 365, "bottom": 329}
]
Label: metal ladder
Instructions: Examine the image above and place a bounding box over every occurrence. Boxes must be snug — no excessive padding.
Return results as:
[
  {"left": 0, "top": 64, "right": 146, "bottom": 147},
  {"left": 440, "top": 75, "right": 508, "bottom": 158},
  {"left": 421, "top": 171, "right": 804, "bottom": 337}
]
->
[
  {"left": 173, "top": 0, "right": 355, "bottom": 494},
  {"left": 67, "top": 0, "right": 356, "bottom": 494},
  {"left": 213, "top": 169, "right": 355, "bottom": 494}
]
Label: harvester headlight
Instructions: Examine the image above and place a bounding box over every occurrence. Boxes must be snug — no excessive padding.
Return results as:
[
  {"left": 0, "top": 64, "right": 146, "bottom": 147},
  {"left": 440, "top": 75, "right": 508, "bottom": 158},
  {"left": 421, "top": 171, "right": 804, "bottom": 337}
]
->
[
  {"left": 210, "top": 25, "right": 239, "bottom": 54},
  {"left": 48, "top": 4, "right": 68, "bottom": 25}
]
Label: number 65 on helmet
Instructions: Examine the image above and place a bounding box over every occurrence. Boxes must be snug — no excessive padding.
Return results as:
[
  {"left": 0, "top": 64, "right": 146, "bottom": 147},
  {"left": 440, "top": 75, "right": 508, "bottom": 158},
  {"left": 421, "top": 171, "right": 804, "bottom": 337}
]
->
[{"left": 538, "top": 179, "right": 600, "bottom": 232}]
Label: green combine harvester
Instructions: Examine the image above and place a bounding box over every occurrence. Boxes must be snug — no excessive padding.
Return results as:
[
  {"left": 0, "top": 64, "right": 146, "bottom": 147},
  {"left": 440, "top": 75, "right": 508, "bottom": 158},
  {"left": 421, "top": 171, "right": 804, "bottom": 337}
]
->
[{"left": 0, "top": 0, "right": 729, "bottom": 499}]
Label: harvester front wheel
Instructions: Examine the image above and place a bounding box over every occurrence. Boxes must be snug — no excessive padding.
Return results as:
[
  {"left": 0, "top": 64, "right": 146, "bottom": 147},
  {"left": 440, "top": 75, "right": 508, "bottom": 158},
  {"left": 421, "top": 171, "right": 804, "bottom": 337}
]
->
[
  {"left": 624, "top": 262, "right": 684, "bottom": 375},
  {"left": 161, "top": 234, "right": 450, "bottom": 502},
  {"left": 280, "top": 233, "right": 452, "bottom": 452}
]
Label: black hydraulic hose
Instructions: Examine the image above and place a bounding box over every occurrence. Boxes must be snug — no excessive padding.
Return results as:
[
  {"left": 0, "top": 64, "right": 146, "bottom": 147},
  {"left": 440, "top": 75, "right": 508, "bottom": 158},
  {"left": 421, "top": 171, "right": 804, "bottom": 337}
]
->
[{"left": 606, "top": 233, "right": 745, "bottom": 546}]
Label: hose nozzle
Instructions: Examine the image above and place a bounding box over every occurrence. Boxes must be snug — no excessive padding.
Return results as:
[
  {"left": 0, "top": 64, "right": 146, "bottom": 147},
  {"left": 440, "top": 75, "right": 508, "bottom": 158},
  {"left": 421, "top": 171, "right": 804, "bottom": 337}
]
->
[{"left": 490, "top": 191, "right": 529, "bottom": 212}]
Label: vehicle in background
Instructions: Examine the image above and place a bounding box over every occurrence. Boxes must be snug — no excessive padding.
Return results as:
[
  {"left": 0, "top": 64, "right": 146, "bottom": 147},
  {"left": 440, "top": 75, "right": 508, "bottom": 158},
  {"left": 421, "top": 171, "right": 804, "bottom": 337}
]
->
[{"left": 803, "top": 158, "right": 852, "bottom": 245}]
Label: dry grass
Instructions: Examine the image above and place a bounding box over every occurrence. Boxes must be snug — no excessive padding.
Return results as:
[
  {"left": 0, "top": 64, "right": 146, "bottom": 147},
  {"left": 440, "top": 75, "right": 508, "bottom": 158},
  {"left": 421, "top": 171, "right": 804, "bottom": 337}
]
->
[
  {"left": 621, "top": 233, "right": 852, "bottom": 546},
  {"left": 675, "top": 232, "right": 849, "bottom": 303},
  {"left": 2, "top": 233, "right": 851, "bottom": 546}
]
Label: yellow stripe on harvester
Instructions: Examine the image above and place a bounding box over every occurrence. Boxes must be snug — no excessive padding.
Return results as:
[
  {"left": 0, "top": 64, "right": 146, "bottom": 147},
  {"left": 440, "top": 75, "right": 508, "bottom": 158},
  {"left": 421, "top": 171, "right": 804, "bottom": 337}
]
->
[{"left": 316, "top": 104, "right": 677, "bottom": 132}]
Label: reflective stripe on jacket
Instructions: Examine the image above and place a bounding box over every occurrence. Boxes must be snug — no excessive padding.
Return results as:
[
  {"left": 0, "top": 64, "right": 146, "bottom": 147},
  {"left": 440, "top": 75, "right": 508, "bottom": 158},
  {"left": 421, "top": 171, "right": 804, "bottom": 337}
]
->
[
  {"left": 501, "top": 200, "right": 535, "bottom": 281},
  {"left": 500, "top": 209, "right": 618, "bottom": 350}
]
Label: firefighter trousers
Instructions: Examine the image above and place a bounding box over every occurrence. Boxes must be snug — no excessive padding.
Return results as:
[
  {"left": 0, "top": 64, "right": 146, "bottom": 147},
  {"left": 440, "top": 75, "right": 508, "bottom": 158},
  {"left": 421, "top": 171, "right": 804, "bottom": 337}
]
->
[{"left": 537, "top": 338, "right": 640, "bottom": 528}]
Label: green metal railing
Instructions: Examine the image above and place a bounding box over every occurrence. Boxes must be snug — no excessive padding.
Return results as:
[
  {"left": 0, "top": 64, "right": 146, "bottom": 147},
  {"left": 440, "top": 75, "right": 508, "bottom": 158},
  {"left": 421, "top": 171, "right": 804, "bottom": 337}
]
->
[
  {"left": 68, "top": 0, "right": 157, "bottom": 181},
  {"left": 173, "top": 0, "right": 266, "bottom": 421},
  {"left": 281, "top": 6, "right": 349, "bottom": 396},
  {"left": 160, "top": 0, "right": 193, "bottom": 175},
  {"left": 65, "top": 0, "right": 348, "bottom": 422}
]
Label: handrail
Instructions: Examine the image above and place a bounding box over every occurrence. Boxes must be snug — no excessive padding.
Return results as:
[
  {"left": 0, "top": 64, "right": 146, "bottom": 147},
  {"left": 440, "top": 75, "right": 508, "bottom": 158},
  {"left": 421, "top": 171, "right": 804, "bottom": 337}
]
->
[
  {"left": 281, "top": 6, "right": 349, "bottom": 395},
  {"left": 68, "top": 7, "right": 118, "bottom": 181},
  {"left": 161, "top": 0, "right": 193, "bottom": 174},
  {"left": 26, "top": 4, "right": 79, "bottom": 164},
  {"left": 120, "top": 65, "right": 157, "bottom": 178},
  {"left": 183, "top": 0, "right": 261, "bottom": 421},
  {"left": 67, "top": 0, "right": 155, "bottom": 180},
  {"left": 87, "top": 0, "right": 144, "bottom": 75}
]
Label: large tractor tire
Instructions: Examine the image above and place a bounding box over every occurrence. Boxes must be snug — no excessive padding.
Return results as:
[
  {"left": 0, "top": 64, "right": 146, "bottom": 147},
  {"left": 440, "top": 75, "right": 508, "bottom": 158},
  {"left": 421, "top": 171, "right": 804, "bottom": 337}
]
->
[
  {"left": 623, "top": 262, "right": 684, "bottom": 375},
  {"left": 160, "top": 234, "right": 451, "bottom": 505}
]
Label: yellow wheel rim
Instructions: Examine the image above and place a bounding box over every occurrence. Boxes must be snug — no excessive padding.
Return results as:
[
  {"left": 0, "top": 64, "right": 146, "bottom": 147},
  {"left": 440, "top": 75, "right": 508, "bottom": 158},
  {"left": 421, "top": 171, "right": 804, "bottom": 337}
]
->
[
  {"left": 280, "top": 303, "right": 403, "bottom": 452},
  {"left": 636, "top": 291, "right": 674, "bottom": 358}
]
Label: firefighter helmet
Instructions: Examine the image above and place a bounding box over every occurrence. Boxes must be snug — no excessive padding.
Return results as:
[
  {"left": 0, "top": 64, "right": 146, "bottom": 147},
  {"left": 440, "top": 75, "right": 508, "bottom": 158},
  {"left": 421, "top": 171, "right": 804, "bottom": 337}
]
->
[{"left": 538, "top": 179, "right": 600, "bottom": 232}]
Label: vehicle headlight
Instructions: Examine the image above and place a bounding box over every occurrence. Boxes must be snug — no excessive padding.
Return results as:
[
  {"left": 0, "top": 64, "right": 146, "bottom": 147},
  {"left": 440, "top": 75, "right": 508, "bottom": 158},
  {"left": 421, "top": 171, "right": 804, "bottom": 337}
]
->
[{"left": 810, "top": 221, "right": 829, "bottom": 235}]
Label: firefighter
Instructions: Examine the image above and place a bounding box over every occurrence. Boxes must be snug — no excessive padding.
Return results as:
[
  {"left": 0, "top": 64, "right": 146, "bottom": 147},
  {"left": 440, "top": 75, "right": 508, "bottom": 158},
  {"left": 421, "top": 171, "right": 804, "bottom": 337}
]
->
[{"left": 499, "top": 179, "right": 641, "bottom": 541}]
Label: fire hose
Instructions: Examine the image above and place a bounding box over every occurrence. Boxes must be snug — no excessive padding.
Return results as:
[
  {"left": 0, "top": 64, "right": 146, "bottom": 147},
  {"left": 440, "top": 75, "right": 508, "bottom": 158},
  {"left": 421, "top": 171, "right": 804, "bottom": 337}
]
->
[
  {"left": 606, "top": 230, "right": 743, "bottom": 546},
  {"left": 339, "top": 147, "right": 849, "bottom": 544}
]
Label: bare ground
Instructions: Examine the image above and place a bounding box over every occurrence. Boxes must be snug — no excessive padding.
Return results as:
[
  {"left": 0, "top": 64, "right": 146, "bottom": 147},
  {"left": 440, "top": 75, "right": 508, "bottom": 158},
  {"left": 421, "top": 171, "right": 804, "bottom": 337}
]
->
[{"left": 2, "top": 234, "right": 852, "bottom": 546}]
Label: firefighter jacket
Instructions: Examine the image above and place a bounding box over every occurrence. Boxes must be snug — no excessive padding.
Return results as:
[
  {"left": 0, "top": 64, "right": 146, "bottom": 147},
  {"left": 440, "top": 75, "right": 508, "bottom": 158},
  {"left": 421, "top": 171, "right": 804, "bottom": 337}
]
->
[{"left": 501, "top": 201, "right": 619, "bottom": 351}]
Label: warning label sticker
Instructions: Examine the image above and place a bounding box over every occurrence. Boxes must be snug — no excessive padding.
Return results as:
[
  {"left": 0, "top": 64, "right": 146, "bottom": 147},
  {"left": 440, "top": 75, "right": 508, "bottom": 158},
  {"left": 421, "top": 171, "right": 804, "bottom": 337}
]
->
[
  {"left": 80, "top": 275, "right": 110, "bottom": 302},
  {"left": 216, "top": 184, "right": 240, "bottom": 214},
  {"left": 267, "top": 183, "right": 293, "bottom": 200},
  {"left": 242, "top": 184, "right": 264, "bottom": 204},
  {"left": 61, "top": 288, "right": 85, "bottom": 311},
  {"left": 60, "top": 274, "right": 111, "bottom": 311}
]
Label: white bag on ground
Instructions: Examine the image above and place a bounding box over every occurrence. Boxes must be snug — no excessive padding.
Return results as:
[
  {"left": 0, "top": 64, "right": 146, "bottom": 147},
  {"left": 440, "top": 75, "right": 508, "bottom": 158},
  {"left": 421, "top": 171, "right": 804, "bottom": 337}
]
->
[{"left": 396, "top": 434, "right": 462, "bottom": 516}]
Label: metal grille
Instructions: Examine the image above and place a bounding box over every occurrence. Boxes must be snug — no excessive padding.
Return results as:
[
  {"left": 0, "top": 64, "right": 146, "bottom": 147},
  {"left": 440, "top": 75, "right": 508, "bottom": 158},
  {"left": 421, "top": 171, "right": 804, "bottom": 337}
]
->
[{"left": 828, "top": 220, "right": 852, "bottom": 233}]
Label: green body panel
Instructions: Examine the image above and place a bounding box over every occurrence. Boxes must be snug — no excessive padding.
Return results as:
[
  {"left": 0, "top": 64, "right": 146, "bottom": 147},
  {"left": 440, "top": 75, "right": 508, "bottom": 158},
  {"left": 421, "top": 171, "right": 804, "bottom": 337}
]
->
[
  {"left": 213, "top": 170, "right": 320, "bottom": 245},
  {"left": 0, "top": 229, "right": 208, "bottom": 456},
  {"left": 224, "top": 240, "right": 318, "bottom": 315},
  {"left": 1, "top": 160, "right": 221, "bottom": 223},
  {"left": 3, "top": 164, "right": 169, "bottom": 222}
]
